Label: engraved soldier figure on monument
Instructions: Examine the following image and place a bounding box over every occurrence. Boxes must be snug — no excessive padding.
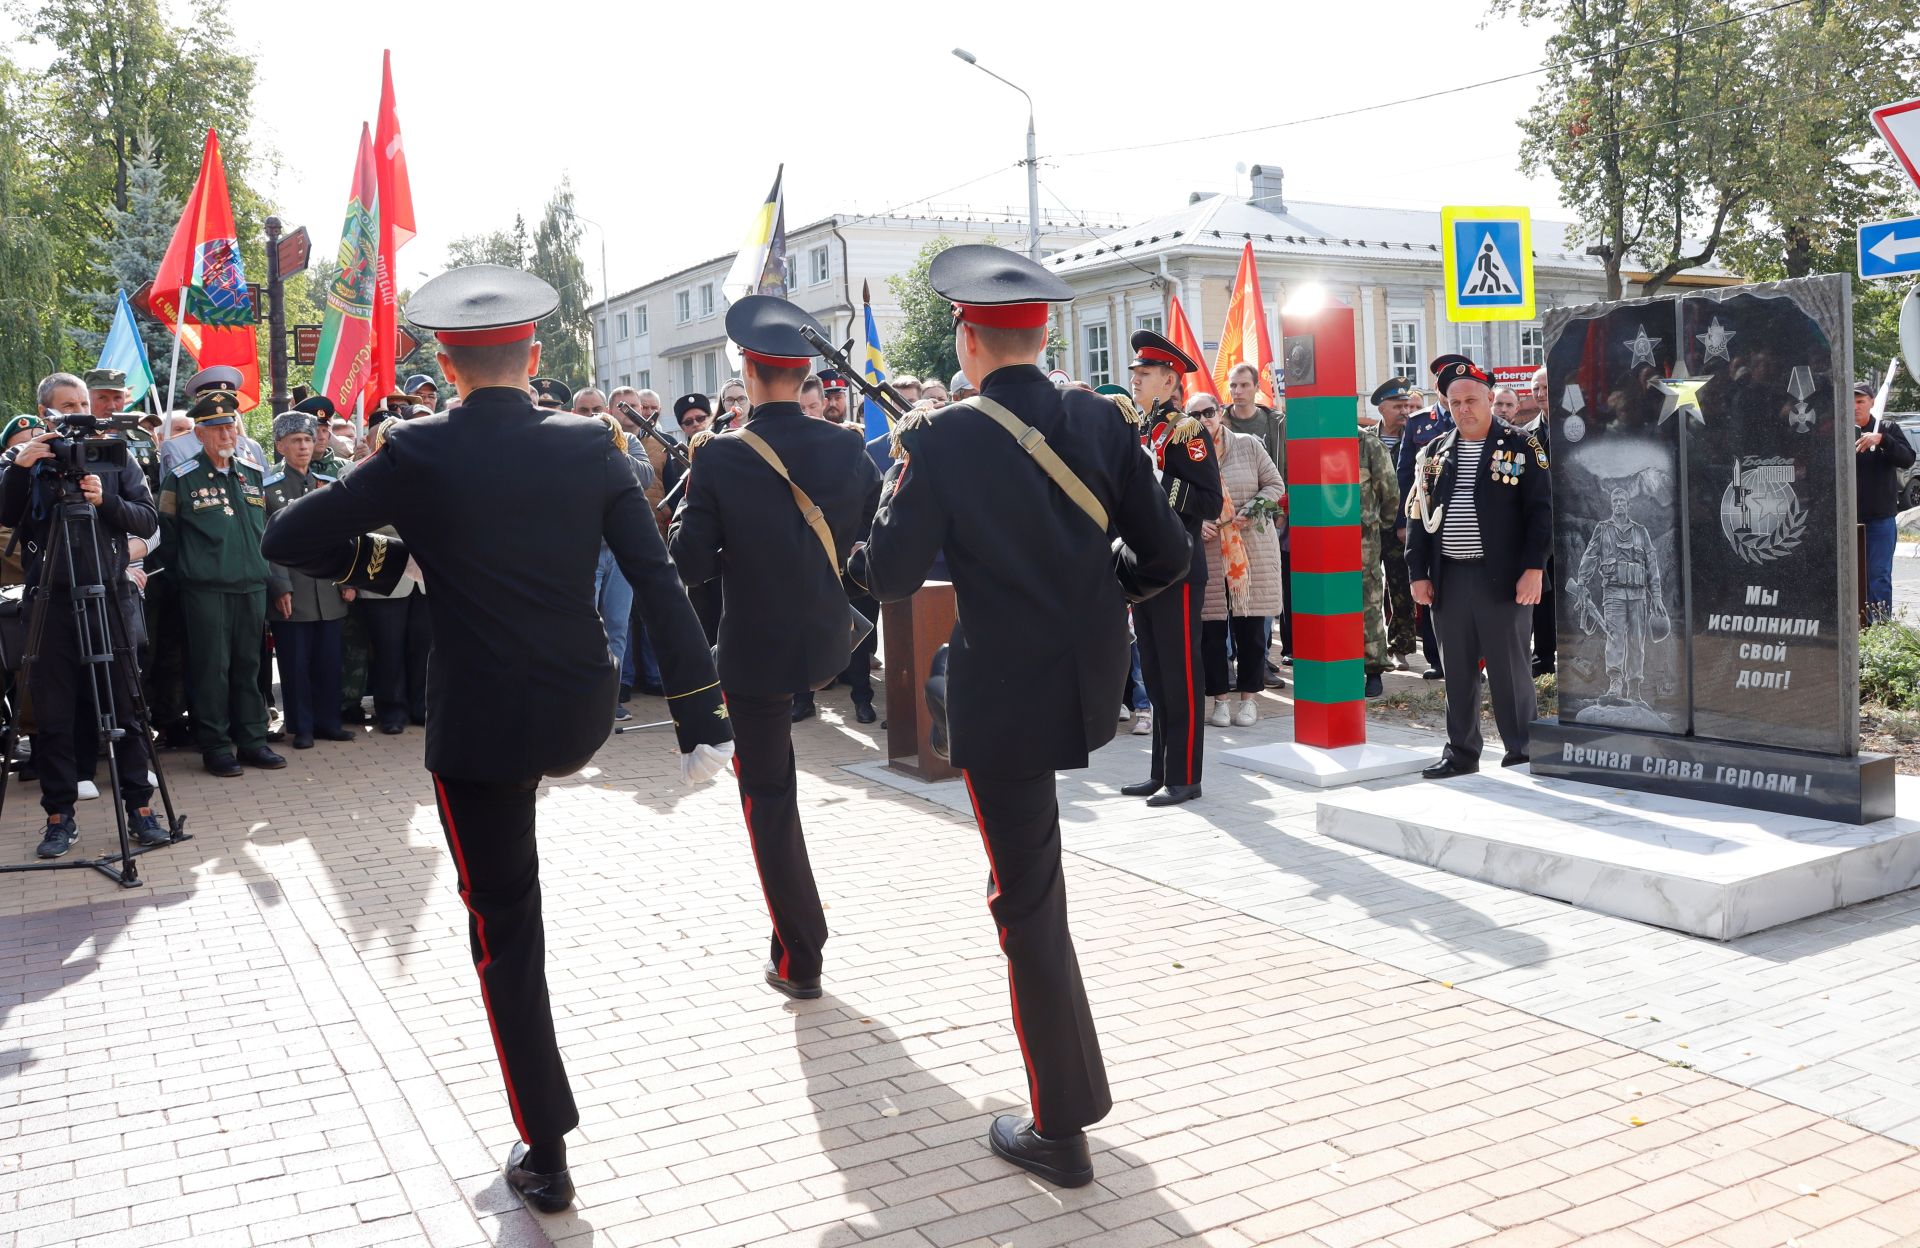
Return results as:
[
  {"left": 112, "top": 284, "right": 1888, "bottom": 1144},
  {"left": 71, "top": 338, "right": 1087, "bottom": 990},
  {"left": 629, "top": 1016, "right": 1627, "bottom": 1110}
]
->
[{"left": 1573, "top": 487, "right": 1668, "bottom": 705}]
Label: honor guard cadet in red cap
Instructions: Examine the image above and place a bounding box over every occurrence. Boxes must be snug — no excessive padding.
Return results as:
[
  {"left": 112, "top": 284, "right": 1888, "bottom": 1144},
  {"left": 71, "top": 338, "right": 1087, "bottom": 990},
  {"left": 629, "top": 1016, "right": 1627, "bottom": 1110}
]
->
[
  {"left": 1405, "top": 354, "right": 1551, "bottom": 780},
  {"left": 667, "top": 295, "right": 883, "bottom": 1002},
  {"left": 847, "top": 243, "right": 1190, "bottom": 1189},
  {"left": 1121, "top": 328, "right": 1222, "bottom": 808},
  {"left": 261, "top": 264, "right": 733, "bottom": 1216}
]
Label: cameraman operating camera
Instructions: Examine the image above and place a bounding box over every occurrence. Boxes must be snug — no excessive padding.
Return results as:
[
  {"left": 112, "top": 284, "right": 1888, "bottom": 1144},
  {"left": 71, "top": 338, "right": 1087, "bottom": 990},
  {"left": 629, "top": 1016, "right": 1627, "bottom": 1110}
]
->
[{"left": 0, "top": 373, "right": 165, "bottom": 859}]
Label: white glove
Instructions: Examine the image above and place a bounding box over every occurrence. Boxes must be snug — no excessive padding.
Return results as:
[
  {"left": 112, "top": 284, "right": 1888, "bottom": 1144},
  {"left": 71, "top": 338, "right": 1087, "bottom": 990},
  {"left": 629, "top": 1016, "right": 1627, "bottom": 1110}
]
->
[{"left": 679, "top": 741, "right": 735, "bottom": 786}]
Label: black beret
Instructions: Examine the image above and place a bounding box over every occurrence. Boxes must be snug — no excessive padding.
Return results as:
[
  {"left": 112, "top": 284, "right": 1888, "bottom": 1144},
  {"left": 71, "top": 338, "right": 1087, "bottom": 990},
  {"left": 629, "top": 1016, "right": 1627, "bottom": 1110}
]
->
[{"left": 1430, "top": 353, "right": 1494, "bottom": 391}]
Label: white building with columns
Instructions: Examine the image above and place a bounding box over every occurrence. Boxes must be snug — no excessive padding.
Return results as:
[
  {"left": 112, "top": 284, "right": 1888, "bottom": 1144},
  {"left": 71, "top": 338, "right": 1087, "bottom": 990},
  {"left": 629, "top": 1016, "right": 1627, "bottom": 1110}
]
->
[{"left": 1041, "top": 165, "right": 1736, "bottom": 395}]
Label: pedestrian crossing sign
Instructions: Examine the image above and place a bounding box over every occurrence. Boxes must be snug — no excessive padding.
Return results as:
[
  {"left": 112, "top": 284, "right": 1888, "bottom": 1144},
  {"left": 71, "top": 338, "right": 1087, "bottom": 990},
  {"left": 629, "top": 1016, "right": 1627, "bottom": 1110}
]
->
[{"left": 1442, "top": 206, "right": 1535, "bottom": 322}]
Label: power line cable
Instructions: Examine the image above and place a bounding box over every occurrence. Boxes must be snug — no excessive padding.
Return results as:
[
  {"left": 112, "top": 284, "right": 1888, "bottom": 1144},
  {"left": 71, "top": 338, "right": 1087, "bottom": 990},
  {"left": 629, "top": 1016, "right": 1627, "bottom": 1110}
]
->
[{"left": 1047, "top": 0, "right": 1810, "bottom": 161}]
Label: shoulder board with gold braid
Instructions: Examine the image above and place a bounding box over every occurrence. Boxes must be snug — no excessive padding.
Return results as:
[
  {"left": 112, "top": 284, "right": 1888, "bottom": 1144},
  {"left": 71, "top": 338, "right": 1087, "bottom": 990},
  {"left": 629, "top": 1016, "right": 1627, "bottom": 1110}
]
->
[
  {"left": 889, "top": 406, "right": 937, "bottom": 460},
  {"left": 1166, "top": 416, "right": 1205, "bottom": 444}
]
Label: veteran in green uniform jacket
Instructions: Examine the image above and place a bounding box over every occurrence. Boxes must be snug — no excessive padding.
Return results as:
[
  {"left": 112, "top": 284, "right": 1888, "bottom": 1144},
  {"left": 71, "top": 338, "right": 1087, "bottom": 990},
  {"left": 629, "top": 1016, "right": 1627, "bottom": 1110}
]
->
[{"left": 156, "top": 379, "right": 286, "bottom": 777}]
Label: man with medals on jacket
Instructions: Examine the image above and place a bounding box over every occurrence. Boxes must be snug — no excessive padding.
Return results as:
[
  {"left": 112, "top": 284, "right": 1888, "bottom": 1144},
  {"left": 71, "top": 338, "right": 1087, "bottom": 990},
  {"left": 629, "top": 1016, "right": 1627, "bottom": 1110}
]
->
[
  {"left": 262, "top": 265, "right": 734, "bottom": 1216},
  {"left": 1406, "top": 354, "right": 1552, "bottom": 779},
  {"left": 848, "top": 244, "right": 1191, "bottom": 1189},
  {"left": 668, "top": 295, "right": 884, "bottom": 1003},
  {"left": 1119, "top": 330, "right": 1221, "bottom": 807}
]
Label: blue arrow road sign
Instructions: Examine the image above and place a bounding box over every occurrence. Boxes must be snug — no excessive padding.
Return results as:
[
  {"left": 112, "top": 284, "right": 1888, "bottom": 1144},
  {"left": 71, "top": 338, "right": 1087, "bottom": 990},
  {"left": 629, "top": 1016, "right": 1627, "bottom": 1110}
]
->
[{"left": 1860, "top": 215, "right": 1920, "bottom": 279}]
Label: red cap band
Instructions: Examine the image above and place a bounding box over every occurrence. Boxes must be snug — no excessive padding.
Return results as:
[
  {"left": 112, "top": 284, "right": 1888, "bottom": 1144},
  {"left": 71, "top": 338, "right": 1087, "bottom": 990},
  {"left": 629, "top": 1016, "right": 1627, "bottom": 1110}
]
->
[
  {"left": 742, "top": 348, "right": 811, "bottom": 369},
  {"left": 435, "top": 322, "right": 537, "bottom": 347},
  {"left": 1134, "top": 345, "right": 1189, "bottom": 374},
  {"left": 953, "top": 301, "right": 1050, "bottom": 329}
]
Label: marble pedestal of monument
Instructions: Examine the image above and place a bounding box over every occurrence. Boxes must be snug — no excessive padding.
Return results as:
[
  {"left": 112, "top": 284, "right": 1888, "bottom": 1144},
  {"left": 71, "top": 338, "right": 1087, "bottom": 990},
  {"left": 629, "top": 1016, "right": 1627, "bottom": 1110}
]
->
[
  {"left": 1316, "top": 769, "right": 1920, "bottom": 940},
  {"left": 1222, "top": 741, "right": 1434, "bottom": 788}
]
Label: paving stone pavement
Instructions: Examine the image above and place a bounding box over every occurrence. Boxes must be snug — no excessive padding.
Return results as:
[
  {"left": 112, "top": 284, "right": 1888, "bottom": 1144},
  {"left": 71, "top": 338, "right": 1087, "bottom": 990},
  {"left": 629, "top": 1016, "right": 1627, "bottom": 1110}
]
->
[{"left": 5, "top": 680, "right": 1920, "bottom": 1248}]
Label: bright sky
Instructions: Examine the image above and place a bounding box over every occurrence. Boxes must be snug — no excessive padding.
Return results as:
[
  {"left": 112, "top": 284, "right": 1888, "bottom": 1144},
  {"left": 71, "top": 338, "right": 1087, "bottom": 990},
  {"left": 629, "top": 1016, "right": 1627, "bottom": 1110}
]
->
[{"left": 26, "top": 0, "right": 1571, "bottom": 295}]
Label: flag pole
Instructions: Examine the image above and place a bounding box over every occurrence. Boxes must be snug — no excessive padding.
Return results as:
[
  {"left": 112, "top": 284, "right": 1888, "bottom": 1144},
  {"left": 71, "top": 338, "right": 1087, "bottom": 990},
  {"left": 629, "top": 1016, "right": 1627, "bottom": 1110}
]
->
[{"left": 163, "top": 286, "right": 188, "bottom": 412}]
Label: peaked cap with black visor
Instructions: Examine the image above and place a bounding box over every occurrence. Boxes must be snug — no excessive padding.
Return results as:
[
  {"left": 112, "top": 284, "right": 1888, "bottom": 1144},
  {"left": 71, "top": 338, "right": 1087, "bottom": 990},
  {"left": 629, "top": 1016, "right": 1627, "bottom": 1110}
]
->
[
  {"left": 725, "top": 295, "right": 828, "bottom": 371},
  {"left": 929, "top": 244, "right": 1073, "bottom": 331}
]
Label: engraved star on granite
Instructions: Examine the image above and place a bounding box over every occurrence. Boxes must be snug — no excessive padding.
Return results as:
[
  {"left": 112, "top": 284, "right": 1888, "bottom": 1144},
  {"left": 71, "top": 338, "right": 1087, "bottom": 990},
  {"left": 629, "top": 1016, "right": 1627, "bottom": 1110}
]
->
[
  {"left": 1654, "top": 371, "right": 1711, "bottom": 426},
  {"left": 1625, "top": 324, "right": 1663, "bottom": 369},
  {"left": 1695, "top": 317, "right": 1736, "bottom": 364}
]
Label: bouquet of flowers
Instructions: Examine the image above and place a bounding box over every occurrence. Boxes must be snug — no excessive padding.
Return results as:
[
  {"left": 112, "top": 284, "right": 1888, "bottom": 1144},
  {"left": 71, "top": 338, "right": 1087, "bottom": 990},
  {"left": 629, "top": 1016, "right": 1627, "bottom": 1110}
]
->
[{"left": 1241, "top": 495, "right": 1285, "bottom": 534}]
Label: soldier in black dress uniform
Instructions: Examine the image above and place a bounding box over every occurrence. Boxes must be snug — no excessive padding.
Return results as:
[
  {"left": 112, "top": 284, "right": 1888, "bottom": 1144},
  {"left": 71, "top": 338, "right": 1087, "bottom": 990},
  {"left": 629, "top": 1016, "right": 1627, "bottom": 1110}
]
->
[
  {"left": 1119, "top": 330, "right": 1221, "bottom": 807},
  {"left": 848, "top": 245, "right": 1190, "bottom": 1188},
  {"left": 1397, "top": 388, "right": 1457, "bottom": 680},
  {"left": 261, "top": 265, "right": 733, "bottom": 1216},
  {"left": 1405, "top": 354, "right": 1552, "bottom": 778},
  {"left": 668, "top": 295, "right": 883, "bottom": 1002}
]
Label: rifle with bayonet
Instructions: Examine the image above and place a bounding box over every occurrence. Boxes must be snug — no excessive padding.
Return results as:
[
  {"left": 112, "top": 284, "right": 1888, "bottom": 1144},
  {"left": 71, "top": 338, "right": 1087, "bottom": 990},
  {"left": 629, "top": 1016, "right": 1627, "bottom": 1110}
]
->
[
  {"left": 614, "top": 399, "right": 694, "bottom": 515},
  {"left": 797, "top": 325, "right": 915, "bottom": 431}
]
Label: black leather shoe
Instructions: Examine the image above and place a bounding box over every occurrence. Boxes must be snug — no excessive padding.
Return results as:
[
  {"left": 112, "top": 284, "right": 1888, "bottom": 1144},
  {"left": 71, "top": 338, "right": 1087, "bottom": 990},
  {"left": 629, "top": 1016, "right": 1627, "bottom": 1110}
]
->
[
  {"left": 853, "top": 702, "right": 877, "bottom": 724},
  {"left": 1422, "top": 668, "right": 1444, "bottom": 681},
  {"left": 1146, "top": 784, "right": 1200, "bottom": 808},
  {"left": 1422, "top": 749, "right": 1479, "bottom": 780},
  {"left": 239, "top": 746, "right": 286, "bottom": 770},
  {"left": 987, "top": 1115, "right": 1093, "bottom": 1188},
  {"left": 764, "top": 961, "right": 822, "bottom": 1000},
  {"left": 291, "top": 734, "right": 315, "bottom": 750},
  {"left": 1501, "top": 751, "right": 1530, "bottom": 768},
  {"left": 504, "top": 1142, "right": 574, "bottom": 1214},
  {"left": 316, "top": 728, "right": 356, "bottom": 742},
  {"left": 791, "top": 698, "right": 816, "bottom": 723},
  {"left": 204, "top": 752, "right": 243, "bottom": 778},
  {"left": 378, "top": 716, "right": 406, "bottom": 735},
  {"left": 1365, "top": 673, "right": 1384, "bottom": 698},
  {"left": 265, "top": 729, "right": 286, "bottom": 743},
  {"left": 1119, "top": 779, "right": 1162, "bottom": 798}
]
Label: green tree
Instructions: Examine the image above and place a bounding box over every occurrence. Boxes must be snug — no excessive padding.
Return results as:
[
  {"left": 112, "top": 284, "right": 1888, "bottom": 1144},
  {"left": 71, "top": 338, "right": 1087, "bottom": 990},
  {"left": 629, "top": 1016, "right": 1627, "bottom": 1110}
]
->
[
  {"left": 530, "top": 185, "right": 590, "bottom": 387},
  {"left": 1495, "top": 0, "right": 1770, "bottom": 298},
  {"left": 16, "top": 0, "right": 263, "bottom": 330},
  {"left": 1723, "top": 0, "right": 1920, "bottom": 282},
  {"left": 885, "top": 236, "right": 961, "bottom": 385},
  {"left": 67, "top": 143, "right": 178, "bottom": 377},
  {"left": 0, "top": 50, "right": 63, "bottom": 404},
  {"left": 446, "top": 217, "right": 530, "bottom": 270}
]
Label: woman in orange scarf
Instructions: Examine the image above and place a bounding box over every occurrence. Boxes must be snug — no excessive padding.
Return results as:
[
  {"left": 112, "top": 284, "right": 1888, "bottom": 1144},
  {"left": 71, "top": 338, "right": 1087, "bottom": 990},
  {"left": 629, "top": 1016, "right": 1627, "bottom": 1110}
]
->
[{"left": 1193, "top": 395, "right": 1285, "bottom": 727}]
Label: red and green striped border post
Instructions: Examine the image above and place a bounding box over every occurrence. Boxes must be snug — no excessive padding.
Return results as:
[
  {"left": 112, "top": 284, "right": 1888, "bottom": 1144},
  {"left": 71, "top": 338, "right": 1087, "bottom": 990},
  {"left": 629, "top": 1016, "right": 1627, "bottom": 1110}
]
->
[{"left": 1280, "top": 305, "right": 1364, "bottom": 749}]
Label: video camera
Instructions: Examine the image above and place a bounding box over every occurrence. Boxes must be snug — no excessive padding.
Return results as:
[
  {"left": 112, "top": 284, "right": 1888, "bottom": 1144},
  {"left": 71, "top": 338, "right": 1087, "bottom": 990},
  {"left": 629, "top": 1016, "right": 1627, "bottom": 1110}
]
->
[{"left": 42, "top": 411, "right": 140, "bottom": 480}]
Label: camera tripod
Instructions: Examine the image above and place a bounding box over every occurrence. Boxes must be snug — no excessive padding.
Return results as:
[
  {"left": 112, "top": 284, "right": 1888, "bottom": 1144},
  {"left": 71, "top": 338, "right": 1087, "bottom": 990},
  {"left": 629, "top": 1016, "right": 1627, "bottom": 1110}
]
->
[{"left": 0, "top": 477, "right": 188, "bottom": 886}]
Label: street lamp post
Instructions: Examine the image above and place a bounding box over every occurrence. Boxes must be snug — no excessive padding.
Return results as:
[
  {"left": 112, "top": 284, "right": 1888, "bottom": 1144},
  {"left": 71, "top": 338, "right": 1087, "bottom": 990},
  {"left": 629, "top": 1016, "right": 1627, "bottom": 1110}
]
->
[
  {"left": 566, "top": 207, "right": 613, "bottom": 390},
  {"left": 952, "top": 48, "right": 1040, "bottom": 264}
]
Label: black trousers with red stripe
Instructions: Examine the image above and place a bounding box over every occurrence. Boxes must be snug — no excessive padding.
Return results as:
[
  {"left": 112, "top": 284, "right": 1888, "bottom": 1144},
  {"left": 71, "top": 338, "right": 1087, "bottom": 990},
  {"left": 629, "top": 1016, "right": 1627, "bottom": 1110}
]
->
[
  {"left": 1135, "top": 577, "right": 1205, "bottom": 787},
  {"left": 964, "top": 770, "right": 1111, "bottom": 1136},
  {"left": 727, "top": 692, "right": 829, "bottom": 980},
  {"left": 431, "top": 774, "right": 578, "bottom": 1144}
]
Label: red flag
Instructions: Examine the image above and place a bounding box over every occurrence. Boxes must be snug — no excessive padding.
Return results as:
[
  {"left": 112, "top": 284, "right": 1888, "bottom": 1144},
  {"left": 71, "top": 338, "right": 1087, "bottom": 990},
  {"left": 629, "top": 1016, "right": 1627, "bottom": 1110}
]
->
[
  {"left": 149, "top": 128, "right": 261, "bottom": 410},
  {"left": 371, "top": 50, "right": 416, "bottom": 398},
  {"left": 1211, "top": 242, "right": 1277, "bottom": 406},
  {"left": 1168, "top": 294, "right": 1215, "bottom": 403}
]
